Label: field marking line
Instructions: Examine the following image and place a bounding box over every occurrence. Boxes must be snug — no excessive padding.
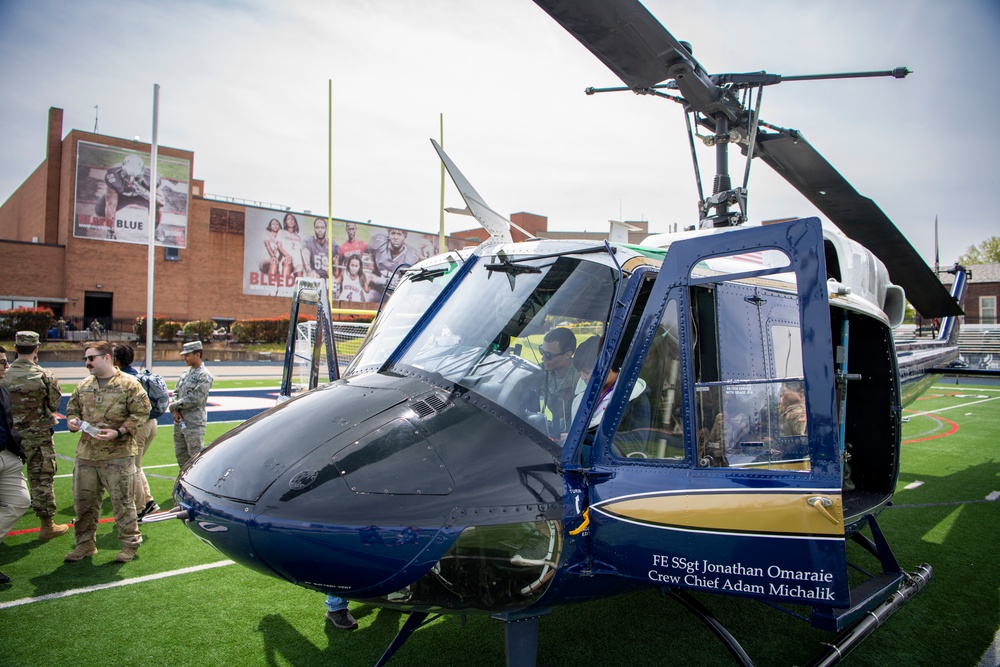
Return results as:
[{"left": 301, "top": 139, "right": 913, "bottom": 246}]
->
[
  {"left": 0, "top": 560, "right": 235, "bottom": 610},
  {"left": 931, "top": 385, "right": 1000, "bottom": 393},
  {"left": 905, "top": 395, "right": 1000, "bottom": 419}
]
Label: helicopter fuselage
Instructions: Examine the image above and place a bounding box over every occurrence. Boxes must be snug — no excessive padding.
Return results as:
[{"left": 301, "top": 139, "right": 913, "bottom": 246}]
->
[{"left": 177, "top": 218, "right": 955, "bottom": 630}]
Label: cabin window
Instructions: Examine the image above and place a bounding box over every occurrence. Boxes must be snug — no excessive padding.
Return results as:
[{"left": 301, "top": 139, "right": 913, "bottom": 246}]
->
[
  {"left": 689, "top": 258, "right": 811, "bottom": 472},
  {"left": 610, "top": 299, "right": 684, "bottom": 460}
]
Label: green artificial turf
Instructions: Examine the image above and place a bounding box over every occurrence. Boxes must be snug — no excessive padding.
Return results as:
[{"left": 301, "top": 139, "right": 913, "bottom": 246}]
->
[{"left": 1, "top": 384, "right": 997, "bottom": 666}]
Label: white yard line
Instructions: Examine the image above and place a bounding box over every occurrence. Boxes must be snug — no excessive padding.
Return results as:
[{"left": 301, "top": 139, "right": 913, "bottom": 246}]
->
[
  {"left": 0, "top": 560, "right": 235, "bottom": 610},
  {"left": 906, "top": 395, "right": 1000, "bottom": 419}
]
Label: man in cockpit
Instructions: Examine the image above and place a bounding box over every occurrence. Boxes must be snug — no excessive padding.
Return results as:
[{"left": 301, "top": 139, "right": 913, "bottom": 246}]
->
[{"left": 540, "top": 328, "right": 577, "bottom": 436}]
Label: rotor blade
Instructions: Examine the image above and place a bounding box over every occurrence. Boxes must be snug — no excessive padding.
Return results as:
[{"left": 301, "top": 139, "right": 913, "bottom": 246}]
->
[
  {"left": 753, "top": 131, "right": 961, "bottom": 317},
  {"left": 532, "top": 0, "right": 737, "bottom": 119}
]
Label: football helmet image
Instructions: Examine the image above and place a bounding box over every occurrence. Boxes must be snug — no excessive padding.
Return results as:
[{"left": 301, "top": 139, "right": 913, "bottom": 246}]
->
[{"left": 121, "top": 154, "right": 145, "bottom": 186}]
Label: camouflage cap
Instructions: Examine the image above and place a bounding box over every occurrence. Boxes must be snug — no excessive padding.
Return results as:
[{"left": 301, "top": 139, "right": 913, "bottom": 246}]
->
[
  {"left": 15, "top": 331, "right": 40, "bottom": 346},
  {"left": 180, "top": 340, "right": 203, "bottom": 355}
]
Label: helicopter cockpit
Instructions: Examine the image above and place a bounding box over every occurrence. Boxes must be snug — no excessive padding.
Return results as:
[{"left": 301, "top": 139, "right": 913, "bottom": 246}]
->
[{"left": 352, "top": 250, "right": 619, "bottom": 442}]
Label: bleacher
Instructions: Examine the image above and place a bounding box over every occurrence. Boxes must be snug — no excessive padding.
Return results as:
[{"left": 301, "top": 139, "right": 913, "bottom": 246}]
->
[
  {"left": 957, "top": 326, "right": 1000, "bottom": 356},
  {"left": 895, "top": 323, "right": 999, "bottom": 368}
]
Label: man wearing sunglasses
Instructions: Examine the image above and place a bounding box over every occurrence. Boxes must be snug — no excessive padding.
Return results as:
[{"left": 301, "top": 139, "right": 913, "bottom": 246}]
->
[
  {"left": 64, "top": 341, "right": 150, "bottom": 564},
  {"left": 540, "top": 327, "right": 577, "bottom": 437},
  {"left": 0, "top": 331, "right": 68, "bottom": 541}
]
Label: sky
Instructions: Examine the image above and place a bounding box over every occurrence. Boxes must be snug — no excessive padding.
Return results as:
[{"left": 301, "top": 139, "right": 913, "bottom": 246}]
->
[{"left": 1, "top": 0, "right": 998, "bottom": 267}]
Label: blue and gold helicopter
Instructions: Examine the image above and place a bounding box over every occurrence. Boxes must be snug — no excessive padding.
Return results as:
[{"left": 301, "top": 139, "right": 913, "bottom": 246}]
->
[{"left": 168, "top": 1, "right": 968, "bottom": 664}]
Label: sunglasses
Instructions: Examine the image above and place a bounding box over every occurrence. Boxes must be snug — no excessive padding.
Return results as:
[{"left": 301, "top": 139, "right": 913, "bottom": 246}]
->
[
  {"left": 83, "top": 354, "right": 106, "bottom": 362},
  {"left": 0, "top": 359, "right": 9, "bottom": 367},
  {"left": 540, "top": 350, "right": 566, "bottom": 360}
]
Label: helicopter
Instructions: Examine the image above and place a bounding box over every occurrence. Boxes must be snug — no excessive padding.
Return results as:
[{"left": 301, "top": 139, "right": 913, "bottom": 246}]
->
[{"left": 166, "top": 1, "right": 969, "bottom": 665}]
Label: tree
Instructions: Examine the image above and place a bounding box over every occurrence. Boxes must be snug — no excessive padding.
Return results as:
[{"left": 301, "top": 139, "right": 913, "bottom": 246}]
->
[{"left": 958, "top": 236, "right": 1000, "bottom": 264}]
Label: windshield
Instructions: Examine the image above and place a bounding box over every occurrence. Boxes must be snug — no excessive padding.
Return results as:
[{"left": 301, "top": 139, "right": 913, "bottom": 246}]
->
[
  {"left": 396, "top": 254, "right": 617, "bottom": 438},
  {"left": 348, "top": 255, "right": 462, "bottom": 372}
]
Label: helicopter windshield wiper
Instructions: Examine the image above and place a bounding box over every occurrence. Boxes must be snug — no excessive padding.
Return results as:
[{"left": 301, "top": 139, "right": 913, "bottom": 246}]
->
[
  {"left": 486, "top": 261, "right": 543, "bottom": 276},
  {"left": 404, "top": 266, "right": 452, "bottom": 283},
  {"left": 486, "top": 245, "right": 615, "bottom": 275}
]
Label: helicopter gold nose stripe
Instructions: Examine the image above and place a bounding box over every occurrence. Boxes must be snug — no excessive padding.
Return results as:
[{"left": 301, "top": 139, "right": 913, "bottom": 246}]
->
[{"left": 596, "top": 492, "right": 844, "bottom": 537}]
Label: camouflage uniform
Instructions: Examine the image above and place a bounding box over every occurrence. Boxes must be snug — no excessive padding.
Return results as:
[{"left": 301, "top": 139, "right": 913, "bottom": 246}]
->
[
  {"left": 778, "top": 384, "right": 808, "bottom": 437},
  {"left": 0, "top": 357, "right": 62, "bottom": 518},
  {"left": 65, "top": 370, "right": 150, "bottom": 550},
  {"left": 170, "top": 363, "right": 214, "bottom": 468},
  {"left": 1, "top": 386, "right": 31, "bottom": 542}
]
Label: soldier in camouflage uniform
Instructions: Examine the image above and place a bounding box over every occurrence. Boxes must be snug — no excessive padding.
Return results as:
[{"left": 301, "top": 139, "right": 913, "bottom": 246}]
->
[
  {"left": 1, "top": 345, "right": 32, "bottom": 584},
  {"left": 0, "top": 331, "right": 69, "bottom": 541},
  {"left": 778, "top": 381, "right": 807, "bottom": 436},
  {"left": 64, "top": 341, "right": 150, "bottom": 564},
  {"left": 170, "top": 340, "right": 214, "bottom": 469}
]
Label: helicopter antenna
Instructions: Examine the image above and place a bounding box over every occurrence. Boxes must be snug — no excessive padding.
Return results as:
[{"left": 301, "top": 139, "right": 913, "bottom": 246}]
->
[
  {"left": 934, "top": 215, "right": 940, "bottom": 274},
  {"left": 431, "top": 139, "right": 513, "bottom": 251}
]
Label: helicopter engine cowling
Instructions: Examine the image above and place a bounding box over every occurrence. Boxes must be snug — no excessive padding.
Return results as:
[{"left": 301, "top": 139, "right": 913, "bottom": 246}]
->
[{"left": 176, "top": 371, "right": 565, "bottom": 612}]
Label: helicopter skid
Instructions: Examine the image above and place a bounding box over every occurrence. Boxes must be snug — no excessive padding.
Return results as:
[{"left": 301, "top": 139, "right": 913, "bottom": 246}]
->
[{"left": 804, "top": 563, "right": 932, "bottom": 667}]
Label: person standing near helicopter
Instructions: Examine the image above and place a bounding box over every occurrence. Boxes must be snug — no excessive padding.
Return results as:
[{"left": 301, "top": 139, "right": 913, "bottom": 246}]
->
[{"left": 169, "top": 341, "right": 214, "bottom": 469}]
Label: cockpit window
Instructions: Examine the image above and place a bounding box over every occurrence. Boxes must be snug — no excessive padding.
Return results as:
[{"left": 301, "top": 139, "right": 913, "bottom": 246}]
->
[
  {"left": 610, "top": 298, "right": 683, "bottom": 460},
  {"left": 348, "top": 256, "right": 461, "bottom": 372},
  {"left": 396, "top": 255, "right": 617, "bottom": 439}
]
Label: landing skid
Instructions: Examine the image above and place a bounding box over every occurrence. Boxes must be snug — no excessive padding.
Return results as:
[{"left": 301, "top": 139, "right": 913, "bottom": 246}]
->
[
  {"left": 666, "top": 514, "right": 933, "bottom": 666},
  {"left": 374, "top": 609, "right": 551, "bottom": 667},
  {"left": 373, "top": 517, "right": 930, "bottom": 666},
  {"left": 374, "top": 611, "right": 435, "bottom": 667}
]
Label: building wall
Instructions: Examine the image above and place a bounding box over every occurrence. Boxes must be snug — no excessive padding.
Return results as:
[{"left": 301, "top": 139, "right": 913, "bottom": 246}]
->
[
  {"left": 0, "top": 162, "right": 48, "bottom": 243},
  {"left": 451, "top": 213, "right": 652, "bottom": 245},
  {"left": 0, "top": 240, "right": 66, "bottom": 302},
  {"left": 2, "top": 107, "right": 469, "bottom": 327},
  {"left": 966, "top": 282, "right": 999, "bottom": 324}
]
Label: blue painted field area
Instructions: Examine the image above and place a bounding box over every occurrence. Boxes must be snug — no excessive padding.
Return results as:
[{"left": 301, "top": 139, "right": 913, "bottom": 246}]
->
[{"left": 53, "top": 387, "right": 278, "bottom": 431}]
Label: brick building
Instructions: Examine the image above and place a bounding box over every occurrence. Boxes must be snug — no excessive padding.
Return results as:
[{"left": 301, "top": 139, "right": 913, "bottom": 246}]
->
[
  {"left": 0, "top": 108, "right": 467, "bottom": 333},
  {"left": 450, "top": 211, "right": 652, "bottom": 246},
  {"left": 944, "top": 263, "right": 1000, "bottom": 325}
]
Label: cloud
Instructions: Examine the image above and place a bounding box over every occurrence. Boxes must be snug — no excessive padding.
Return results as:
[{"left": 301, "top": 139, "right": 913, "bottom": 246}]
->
[{"left": 1, "top": 0, "right": 998, "bottom": 267}]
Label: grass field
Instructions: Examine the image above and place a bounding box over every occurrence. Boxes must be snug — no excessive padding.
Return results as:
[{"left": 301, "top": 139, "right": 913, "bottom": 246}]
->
[{"left": 1, "top": 382, "right": 997, "bottom": 666}]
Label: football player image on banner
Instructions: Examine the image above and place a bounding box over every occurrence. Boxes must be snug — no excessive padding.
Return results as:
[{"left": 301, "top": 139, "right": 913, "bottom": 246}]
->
[
  {"left": 242, "top": 206, "right": 469, "bottom": 299},
  {"left": 73, "top": 142, "right": 190, "bottom": 248},
  {"left": 244, "top": 208, "right": 311, "bottom": 297}
]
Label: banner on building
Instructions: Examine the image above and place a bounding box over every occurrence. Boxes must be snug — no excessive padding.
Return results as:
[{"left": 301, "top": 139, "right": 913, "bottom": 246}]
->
[
  {"left": 73, "top": 141, "right": 191, "bottom": 248},
  {"left": 242, "top": 207, "right": 465, "bottom": 300}
]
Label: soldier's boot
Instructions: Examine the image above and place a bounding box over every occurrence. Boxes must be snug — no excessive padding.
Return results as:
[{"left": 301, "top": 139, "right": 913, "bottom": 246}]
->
[
  {"left": 114, "top": 546, "right": 139, "bottom": 563},
  {"left": 64, "top": 542, "right": 98, "bottom": 562},
  {"left": 38, "top": 516, "right": 70, "bottom": 541}
]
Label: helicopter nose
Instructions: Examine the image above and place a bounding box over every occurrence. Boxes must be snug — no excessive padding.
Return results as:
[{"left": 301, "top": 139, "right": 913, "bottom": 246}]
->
[{"left": 176, "top": 374, "right": 563, "bottom": 598}]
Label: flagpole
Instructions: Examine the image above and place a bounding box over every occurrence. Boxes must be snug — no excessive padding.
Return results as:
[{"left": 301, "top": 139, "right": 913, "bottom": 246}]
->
[{"left": 145, "top": 83, "right": 159, "bottom": 370}]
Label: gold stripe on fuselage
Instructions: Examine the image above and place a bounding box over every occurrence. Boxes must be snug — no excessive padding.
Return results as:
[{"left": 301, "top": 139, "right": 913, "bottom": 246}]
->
[{"left": 595, "top": 491, "right": 844, "bottom": 537}]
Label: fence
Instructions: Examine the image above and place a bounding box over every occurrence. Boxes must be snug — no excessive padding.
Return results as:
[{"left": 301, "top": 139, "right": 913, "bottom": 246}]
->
[{"left": 43, "top": 317, "right": 137, "bottom": 342}]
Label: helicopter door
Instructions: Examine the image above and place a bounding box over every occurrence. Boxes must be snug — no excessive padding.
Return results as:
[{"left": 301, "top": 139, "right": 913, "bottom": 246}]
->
[{"left": 585, "top": 218, "right": 850, "bottom": 608}]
